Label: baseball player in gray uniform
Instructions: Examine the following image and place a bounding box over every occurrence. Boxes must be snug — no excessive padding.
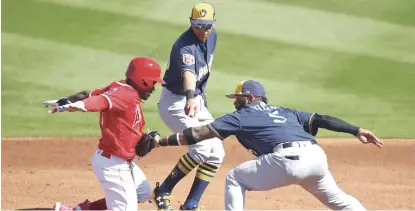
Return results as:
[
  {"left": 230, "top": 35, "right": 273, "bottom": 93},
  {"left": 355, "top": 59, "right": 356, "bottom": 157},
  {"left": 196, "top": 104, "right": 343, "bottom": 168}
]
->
[
  {"left": 154, "top": 80, "right": 384, "bottom": 210},
  {"left": 152, "top": 2, "right": 223, "bottom": 210}
]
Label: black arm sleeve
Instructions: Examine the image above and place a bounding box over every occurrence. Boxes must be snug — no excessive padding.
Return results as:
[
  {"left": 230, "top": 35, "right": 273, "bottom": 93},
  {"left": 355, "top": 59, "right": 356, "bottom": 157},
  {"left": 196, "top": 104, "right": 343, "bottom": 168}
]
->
[{"left": 311, "top": 114, "right": 360, "bottom": 136}]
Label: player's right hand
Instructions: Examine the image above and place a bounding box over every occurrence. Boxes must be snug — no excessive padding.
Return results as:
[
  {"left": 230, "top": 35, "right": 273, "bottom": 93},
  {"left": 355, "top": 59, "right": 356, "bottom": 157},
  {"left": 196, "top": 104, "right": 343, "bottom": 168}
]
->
[
  {"left": 356, "top": 128, "right": 384, "bottom": 148},
  {"left": 184, "top": 98, "right": 199, "bottom": 118},
  {"left": 42, "top": 97, "right": 71, "bottom": 107},
  {"left": 42, "top": 97, "right": 73, "bottom": 114},
  {"left": 42, "top": 99, "right": 59, "bottom": 114},
  {"left": 42, "top": 100, "right": 58, "bottom": 107}
]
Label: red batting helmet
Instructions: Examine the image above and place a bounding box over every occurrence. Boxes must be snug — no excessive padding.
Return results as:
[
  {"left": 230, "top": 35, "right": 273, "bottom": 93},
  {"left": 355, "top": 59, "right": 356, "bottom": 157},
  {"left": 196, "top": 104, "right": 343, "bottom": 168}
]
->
[{"left": 126, "top": 57, "right": 165, "bottom": 92}]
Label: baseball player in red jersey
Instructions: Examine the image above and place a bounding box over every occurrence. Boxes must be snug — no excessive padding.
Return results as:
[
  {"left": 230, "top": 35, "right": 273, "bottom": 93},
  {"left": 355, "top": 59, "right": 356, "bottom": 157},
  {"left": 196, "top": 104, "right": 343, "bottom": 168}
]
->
[{"left": 44, "top": 57, "right": 165, "bottom": 211}]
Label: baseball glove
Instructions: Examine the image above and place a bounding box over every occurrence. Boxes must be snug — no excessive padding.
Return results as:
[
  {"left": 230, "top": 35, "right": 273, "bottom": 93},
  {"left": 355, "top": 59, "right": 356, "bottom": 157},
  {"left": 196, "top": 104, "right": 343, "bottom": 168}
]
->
[{"left": 135, "top": 131, "right": 158, "bottom": 157}]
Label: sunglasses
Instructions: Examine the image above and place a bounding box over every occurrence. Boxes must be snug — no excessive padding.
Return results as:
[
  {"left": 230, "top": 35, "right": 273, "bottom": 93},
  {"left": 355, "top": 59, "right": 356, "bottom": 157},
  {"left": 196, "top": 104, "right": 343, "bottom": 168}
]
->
[{"left": 193, "top": 24, "right": 213, "bottom": 29}]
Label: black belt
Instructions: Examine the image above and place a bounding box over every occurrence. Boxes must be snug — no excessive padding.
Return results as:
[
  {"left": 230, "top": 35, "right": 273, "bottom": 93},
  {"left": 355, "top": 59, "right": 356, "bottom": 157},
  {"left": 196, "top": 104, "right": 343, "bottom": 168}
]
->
[
  {"left": 281, "top": 140, "right": 317, "bottom": 149},
  {"left": 280, "top": 140, "right": 317, "bottom": 160},
  {"left": 285, "top": 155, "right": 300, "bottom": 160}
]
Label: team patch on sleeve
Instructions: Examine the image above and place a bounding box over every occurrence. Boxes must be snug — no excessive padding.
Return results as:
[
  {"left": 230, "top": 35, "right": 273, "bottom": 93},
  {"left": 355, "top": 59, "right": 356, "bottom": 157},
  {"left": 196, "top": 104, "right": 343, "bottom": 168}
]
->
[{"left": 182, "top": 54, "right": 195, "bottom": 66}]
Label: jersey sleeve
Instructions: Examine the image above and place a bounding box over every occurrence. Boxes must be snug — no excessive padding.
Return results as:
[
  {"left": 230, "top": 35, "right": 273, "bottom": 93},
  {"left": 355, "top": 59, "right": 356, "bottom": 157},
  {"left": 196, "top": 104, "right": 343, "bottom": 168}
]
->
[
  {"left": 89, "top": 84, "right": 111, "bottom": 97},
  {"left": 83, "top": 95, "right": 109, "bottom": 112},
  {"left": 294, "top": 110, "right": 318, "bottom": 136},
  {"left": 89, "top": 88, "right": 104, "bottom": 97},
  {"left": 209, "top": 112, "right": 241, "bottom": 140},
  {"left": 179, "top": 47, "right": 196, "bottom": 75},
  {"left": 102, "top": 88, "right": 134, "bottom": 111}
]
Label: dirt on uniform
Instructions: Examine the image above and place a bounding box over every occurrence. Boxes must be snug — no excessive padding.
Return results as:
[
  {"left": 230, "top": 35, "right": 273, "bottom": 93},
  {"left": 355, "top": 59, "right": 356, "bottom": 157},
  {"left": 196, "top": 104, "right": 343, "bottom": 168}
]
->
[{"left": 1, "top": 138, "right": 414, "bottom": 210}]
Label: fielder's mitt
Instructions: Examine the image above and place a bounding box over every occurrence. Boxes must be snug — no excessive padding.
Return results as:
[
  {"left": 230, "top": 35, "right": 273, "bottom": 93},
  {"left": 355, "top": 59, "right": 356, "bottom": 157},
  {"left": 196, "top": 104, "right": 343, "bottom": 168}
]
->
[{"left": 135, "top": 131, "right": 158, "bottom": 157}]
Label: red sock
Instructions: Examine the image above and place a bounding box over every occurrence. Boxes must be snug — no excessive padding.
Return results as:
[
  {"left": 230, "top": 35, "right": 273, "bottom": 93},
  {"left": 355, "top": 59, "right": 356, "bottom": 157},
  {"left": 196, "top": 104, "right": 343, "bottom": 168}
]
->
[{"left": 89, "top": 198, "right": 107, "bottom": 210}]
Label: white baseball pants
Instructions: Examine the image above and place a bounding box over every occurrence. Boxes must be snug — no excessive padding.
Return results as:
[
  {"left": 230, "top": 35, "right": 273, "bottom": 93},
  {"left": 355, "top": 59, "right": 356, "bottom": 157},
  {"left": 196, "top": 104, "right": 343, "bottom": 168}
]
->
[
  {"left": 90, "top": 149, "right": 152, "bottom": 210},
  {"left": 225, "top": 141, "right": 366, "bottom": 210},
  {"left": 158, "top": 87, "right": 225, "bottom": 167}
]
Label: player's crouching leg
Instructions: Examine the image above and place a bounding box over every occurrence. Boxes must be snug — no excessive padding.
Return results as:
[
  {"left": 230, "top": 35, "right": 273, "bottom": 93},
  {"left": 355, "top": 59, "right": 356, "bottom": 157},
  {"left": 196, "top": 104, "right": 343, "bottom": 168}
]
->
[
  {"left": 179, "top": 138, "right": 225, "bottom": 209},
  {"left": 224, "top": 169, "right": 247, "bottom": 211},
  {"left": 302, "top": 171, "right": 367, "bottom": 211},
  {"left": 131, "top": 162, "right": 153, "bottom": 203},
  {"left": 321, "top": 191, "right": 367, "bottom": 211}
]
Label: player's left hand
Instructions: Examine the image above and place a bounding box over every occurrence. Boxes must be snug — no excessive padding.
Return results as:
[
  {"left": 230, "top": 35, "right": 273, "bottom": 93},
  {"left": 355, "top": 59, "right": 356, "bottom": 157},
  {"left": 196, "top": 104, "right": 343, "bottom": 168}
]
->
[
  {"left": 184, "top": 98, "right": 199, "bottom": 118},
  {"left": 43, "top": 97, "right": 73, "bottom": 113},
  {"left": 356, "top": 128, "right": 383, "bottom": 148},
  {"left": 47, "top": 101, "right": 87, "bottom": 114}
]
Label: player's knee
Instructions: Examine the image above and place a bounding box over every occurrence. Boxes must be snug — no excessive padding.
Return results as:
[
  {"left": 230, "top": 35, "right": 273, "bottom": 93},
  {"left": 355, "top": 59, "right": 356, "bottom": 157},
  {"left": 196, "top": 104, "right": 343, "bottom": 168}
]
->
[
  {"left": 225, "top": 170, "right": 238, "bottom": 186},
  {"left": 207, "top": 138, "right": 226, "bottom": 165},
  {"left": 188, "top": 139, "right": 225, "bottom": 165},
  {"left": 187, "top": 150, "right": 209, "bottom": 164}
]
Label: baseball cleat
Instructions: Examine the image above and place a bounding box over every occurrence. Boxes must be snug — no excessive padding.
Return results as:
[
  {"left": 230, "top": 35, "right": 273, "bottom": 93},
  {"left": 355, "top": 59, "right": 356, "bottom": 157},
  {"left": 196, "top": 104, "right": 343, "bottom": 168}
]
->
[
  {"left": 152, "top": 182, "right": 174, "bottom": 210},
  {"left": 73, "top": 199, "right": 90, "bottom": 210},
  {"left": 53, "top": 202, "right": 74, "bottom": 211},
  {"left": 179, "top": 204, "right": 203, "bottom": 210}
]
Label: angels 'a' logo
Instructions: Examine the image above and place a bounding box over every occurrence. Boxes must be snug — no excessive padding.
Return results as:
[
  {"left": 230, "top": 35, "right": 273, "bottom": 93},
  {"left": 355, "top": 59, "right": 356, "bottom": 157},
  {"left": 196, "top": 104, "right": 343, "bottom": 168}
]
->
[{"left": 132, "top": 104, "right": 142, "bottom": 128}]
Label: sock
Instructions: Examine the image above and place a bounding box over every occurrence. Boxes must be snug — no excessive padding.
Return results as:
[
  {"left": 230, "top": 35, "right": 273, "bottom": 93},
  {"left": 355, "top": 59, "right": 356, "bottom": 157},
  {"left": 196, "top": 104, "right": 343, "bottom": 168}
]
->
[
  {"left": 88, "top": 198, "right": 107, "bottom": 210},
  {"left": 183, "top": 163, "right": 219, "bottom": 208},
  {"left": 159, "top": 153, "right": 198, "bottom": 193}
]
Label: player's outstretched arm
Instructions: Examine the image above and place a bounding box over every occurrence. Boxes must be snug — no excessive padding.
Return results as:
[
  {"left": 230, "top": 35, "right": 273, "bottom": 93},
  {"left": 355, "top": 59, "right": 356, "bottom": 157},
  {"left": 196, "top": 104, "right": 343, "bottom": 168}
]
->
[
  {"left": 157, "top": 124, "right": 217, "bottom": 146},
  {"left": 45, "top": 94, "right": 110, "bottom": 114},
  {"left": 43, "top": 90, "right": 91, "bottom": 113},
  {"left": 311, "top": 114, "right": 383, "bottom": 147},
  {"left": 64, "top": 90, "right": 91, "bottom": 103}
]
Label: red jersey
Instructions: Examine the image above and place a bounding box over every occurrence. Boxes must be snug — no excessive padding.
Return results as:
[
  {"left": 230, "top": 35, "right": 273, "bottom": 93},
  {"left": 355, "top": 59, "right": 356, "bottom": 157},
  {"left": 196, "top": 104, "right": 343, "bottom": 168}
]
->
[{"left": 82, "top": 80, "right": 145, "bottom": 159}]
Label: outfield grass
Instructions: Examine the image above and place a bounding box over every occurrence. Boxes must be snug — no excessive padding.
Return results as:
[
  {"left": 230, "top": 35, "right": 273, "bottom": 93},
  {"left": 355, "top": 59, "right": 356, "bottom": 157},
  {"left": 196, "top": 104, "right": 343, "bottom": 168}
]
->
[{"left": 2, "top": 0, "right": 414, "bottom": 138}]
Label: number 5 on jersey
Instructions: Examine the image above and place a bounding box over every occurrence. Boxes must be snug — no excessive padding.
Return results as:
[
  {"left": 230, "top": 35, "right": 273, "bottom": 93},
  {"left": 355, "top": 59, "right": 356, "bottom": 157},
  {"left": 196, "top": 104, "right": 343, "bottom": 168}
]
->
[{"left": 268, "top": 110, "right": 287, "bottom": 123}]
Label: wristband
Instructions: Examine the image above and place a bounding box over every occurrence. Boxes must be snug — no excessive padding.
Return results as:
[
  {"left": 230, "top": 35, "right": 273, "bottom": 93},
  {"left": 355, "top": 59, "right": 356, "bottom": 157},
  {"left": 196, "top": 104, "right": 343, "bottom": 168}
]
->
[
  {"left": 185, "top": 89, "right": 195, "bottom": 101},
  {"left": 160, "top": 133, "right": 180, "bottom": 146}
]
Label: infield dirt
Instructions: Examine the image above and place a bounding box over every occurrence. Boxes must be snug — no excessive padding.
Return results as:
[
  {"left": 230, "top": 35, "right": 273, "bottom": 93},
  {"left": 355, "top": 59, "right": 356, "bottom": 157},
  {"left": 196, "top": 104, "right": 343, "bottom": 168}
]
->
[{"left": 2, "top": 138, "right": 414, "bottom": 210}]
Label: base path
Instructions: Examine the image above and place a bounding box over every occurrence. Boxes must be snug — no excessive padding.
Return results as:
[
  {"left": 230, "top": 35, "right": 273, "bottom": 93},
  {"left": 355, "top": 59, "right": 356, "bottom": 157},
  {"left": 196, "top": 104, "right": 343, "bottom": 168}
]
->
[{"left": 1, "top": 138, "right": 414, "bottom": 210}]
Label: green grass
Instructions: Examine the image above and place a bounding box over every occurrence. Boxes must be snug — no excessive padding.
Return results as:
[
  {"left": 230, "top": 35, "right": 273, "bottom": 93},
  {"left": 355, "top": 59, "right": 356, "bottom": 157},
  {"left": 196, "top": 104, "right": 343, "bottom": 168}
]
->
[
  {"left": 264, "top": 0, "right": 415, "bottom": 26},
  {"left": 2, "top": 0, "right": 415, "bottom": 138}
]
